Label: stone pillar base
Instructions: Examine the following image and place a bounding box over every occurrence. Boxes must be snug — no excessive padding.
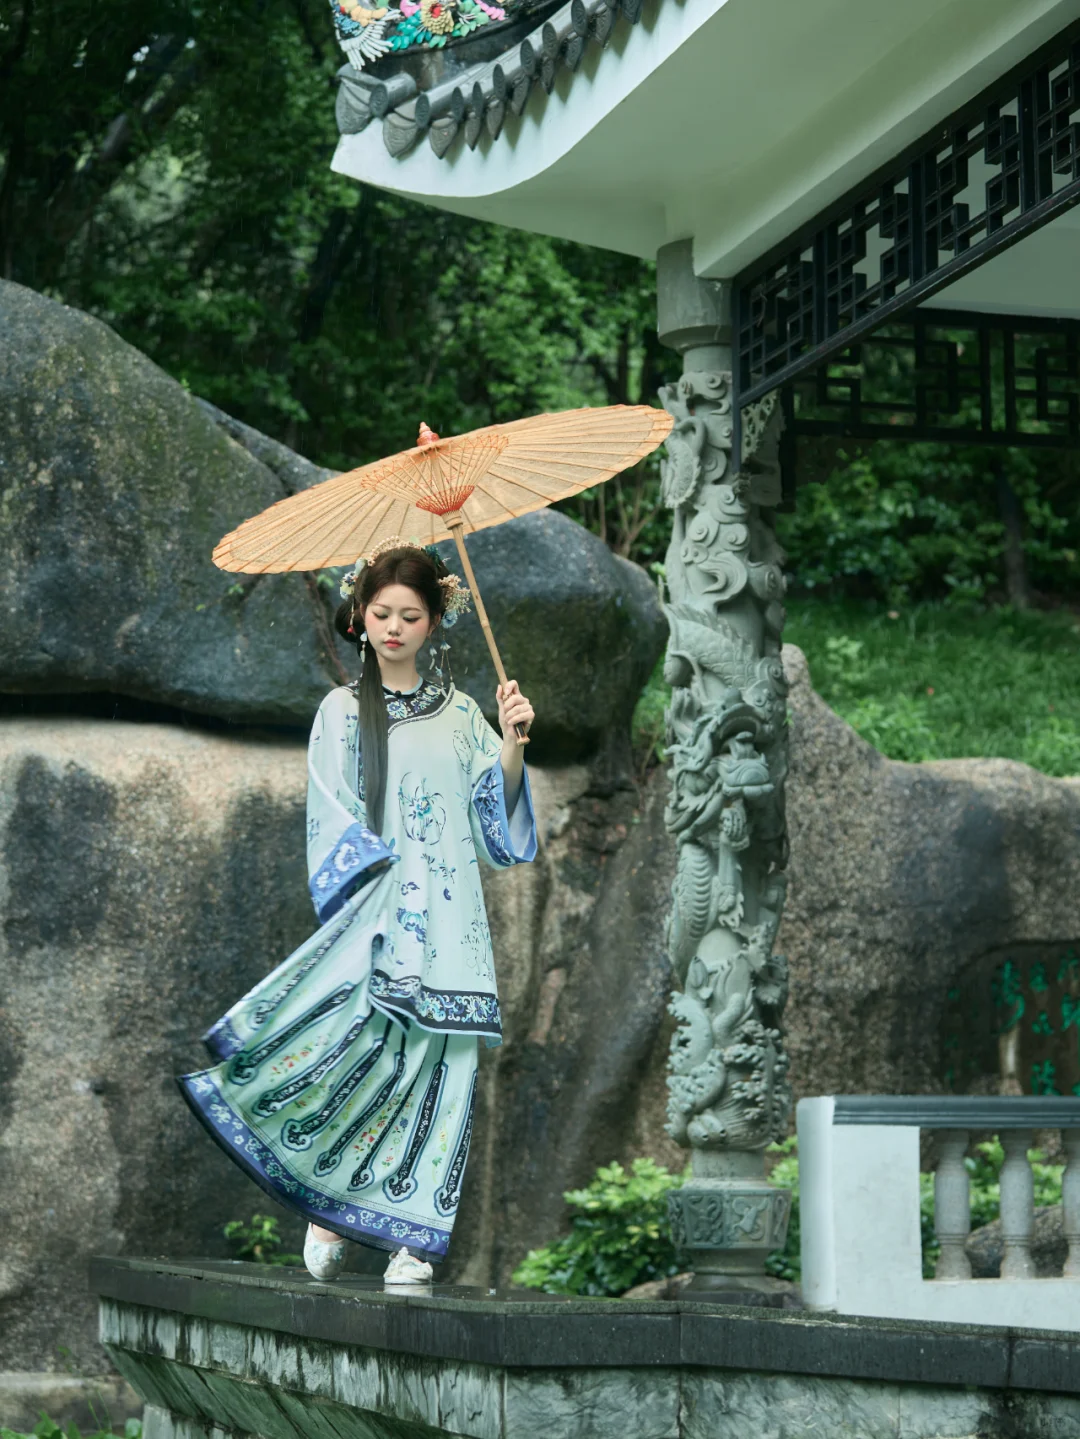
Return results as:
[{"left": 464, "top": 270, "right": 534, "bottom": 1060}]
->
[{"left": 668, "top": 1178, "right": 792, "bottom": 1292}]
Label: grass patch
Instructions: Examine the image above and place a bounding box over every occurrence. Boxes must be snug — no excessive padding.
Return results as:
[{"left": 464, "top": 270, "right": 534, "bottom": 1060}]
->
[
  {"left": 633, "top": 601, "right": 1080, "bottom": 777},
  {"left": 786, "top": 600, "right": 1080, "bottom": 776}
]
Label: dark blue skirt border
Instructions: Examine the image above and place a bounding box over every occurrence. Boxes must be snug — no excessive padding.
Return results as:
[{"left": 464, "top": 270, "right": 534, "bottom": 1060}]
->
[{"left": 176, "top": 1071, "right": 452, "bottom": 1264}]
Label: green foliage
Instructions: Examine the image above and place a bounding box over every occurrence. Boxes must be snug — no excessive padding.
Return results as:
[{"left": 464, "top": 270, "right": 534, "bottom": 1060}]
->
[
  {"left": 633, "top": 600, "right": 1080, "bottom": 778},
  {"left": 1, "top": 1420, "right": 140, "bottom": 1439},
  {"left": 0, "top": 0, "right": 676, "bottom": 563},
  {"left": 512, "top": 1158, "right": 687, "bottom": 1297},
  {"left": 776, "top": 443, "right": 1080, "bottom": 607},
  {"left": 763, "top": 1136, "right": 801, "bottom": 1282},
  {"left": 630, "top": 652, "right": 669, "bottom": 771},
  {"left": 6, "top": 4, "right": 1080, "bottom": 591},
  {"left": 223, "top": 1213, "right": 302, "bottom": 1266},
  {"left": 512, "top": 1148, "right": 800, "bottom": 1296},
  {"left": 785, "top": 600, "right": 1080, "bottom": 776}
]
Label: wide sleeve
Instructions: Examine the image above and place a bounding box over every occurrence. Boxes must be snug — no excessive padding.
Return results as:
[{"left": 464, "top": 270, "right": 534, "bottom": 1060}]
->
[
  {"left": 306, "top": 688, "right": 397, "bottom": 924},
  {"left": 465, "top": 698, "right": 538, "bottom": 869}
]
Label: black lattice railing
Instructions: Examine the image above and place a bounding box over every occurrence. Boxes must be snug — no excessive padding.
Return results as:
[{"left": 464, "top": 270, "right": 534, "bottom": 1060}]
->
[
  {"left": 783, "top": 308, "right": 1080, "bottom": 448},
  {"left": 736, "top": 22, "right": 1080, "bottom": 411}
]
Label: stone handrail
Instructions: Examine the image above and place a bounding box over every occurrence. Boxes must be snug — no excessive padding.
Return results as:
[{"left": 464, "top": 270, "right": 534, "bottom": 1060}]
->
[{"left": 799, "top": 1095, "right": 1080, "bottom": 1332}]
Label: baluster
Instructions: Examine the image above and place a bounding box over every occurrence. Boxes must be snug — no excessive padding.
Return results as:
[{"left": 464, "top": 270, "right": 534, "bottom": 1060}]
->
[
  {"left": 1000, "top": 1129, "right": 1036, "bottom": 1279},
  {"left": 934, "top": 1130, "right": 972, "bottom": 1279},
  {"left": 1063, "top": 1129, "right": 1080, "bottom": 1278}
]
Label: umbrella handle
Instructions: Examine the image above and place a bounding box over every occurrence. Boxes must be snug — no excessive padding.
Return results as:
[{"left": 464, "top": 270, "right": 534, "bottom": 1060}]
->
[{"left": 446, "top": 520, "right": 529, "bottom": 746}]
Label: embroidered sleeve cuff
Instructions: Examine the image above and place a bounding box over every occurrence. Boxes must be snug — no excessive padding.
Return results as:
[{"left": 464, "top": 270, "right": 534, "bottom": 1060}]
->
[
  {"left": 471, "top": 762, "right": 538, "bottom": 867},
  {"left": 308, "top": 822, "right": 396, "bottom": 923}
]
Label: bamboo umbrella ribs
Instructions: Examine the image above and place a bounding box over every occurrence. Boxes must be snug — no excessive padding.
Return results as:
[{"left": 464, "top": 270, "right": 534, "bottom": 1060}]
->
[{"left": 211, "top": 404, "right": 675, "bottom": 743}]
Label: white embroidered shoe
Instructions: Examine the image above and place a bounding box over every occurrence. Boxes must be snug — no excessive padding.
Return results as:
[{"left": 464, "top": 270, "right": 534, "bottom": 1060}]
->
[
  {"left": 304, "top": 1224, "right": 348, "bottom": 1281},
  {"left": 383, "top": 1245, "right": 433, "bottom": 1284}
]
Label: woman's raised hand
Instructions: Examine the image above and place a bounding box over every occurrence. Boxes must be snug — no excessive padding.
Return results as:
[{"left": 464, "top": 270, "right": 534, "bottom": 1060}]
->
[{"left": 496, "top": 679, "right": 534, "bottom": 743}]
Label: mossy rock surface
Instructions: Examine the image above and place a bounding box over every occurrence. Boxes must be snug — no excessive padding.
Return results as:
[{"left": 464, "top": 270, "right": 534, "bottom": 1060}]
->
[{"left": 0, "top": 279, "right": 334, "bottom": 726}]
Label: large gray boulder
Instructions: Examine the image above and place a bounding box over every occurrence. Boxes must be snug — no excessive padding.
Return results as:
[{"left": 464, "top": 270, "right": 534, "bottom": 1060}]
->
[
  {"left": 0, "top": 722, "right": 320, "bottom": 1377},
  {"left": 0, "top": 280, "right": 665, "bottom": 756},
  {"left": 0, "top": 280, "right": 338, "bottom": 727},
  {"left": 778, "top": 644, "right": 1080, "bottom": 1100}
]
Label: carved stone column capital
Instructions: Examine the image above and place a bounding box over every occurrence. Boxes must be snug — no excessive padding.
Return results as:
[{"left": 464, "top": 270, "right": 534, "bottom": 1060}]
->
[{"left": 656, "top": 239, "right": 731, "bottom": 363}]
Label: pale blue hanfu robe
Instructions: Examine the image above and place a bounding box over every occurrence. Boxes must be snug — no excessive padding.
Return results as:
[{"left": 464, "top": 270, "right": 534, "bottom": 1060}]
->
[{"left": 177, "top": 678, "right": 536, "bottom": 1262}]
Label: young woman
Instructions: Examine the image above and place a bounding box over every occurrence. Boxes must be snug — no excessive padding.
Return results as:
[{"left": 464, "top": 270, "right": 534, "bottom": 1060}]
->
[{"left": 178, "top": 541, "right": 536, "bottom": 1282}]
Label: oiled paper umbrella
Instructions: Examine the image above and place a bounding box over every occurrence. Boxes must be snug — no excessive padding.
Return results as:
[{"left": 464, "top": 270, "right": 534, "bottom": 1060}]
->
[{"left": 212, "top": 405, "right": 674, "bottom": 741}]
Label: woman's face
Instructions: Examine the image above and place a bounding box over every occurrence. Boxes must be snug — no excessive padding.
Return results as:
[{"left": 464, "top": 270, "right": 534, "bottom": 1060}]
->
[{"left": 361, "top": 584, "right": 435, "bottom": 669}]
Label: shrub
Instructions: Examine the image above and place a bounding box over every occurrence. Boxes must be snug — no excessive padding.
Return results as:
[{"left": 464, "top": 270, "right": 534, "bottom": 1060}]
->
[
  {"left": 775, "top": 444, "right": 1080, "bottom": 607},
  {"left": 223, "top": 1213, "right": 302, "bottom": 1266},
  {"left": 764, "top": 1137, "right": 801, "bottom": 1282},
  {"left": 512, "top": 1158, "right": 686, "bottom": 1297},
  {"left": 513, "top": 1148, "right": 800, "bottom": 1296}
]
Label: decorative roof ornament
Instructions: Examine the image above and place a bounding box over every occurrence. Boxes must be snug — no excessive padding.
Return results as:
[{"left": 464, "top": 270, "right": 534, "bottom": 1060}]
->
[
  {"left": 330, "top": 0, "right": 520, "bottom": 69},
  {"left": 333, "top": 5, "right": 402, "bottom": 68}
]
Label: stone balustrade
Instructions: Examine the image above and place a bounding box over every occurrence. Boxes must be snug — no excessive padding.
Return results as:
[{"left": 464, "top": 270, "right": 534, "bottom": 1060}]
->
[{"left": 798, "top": 1095, "right": 1080, "bottom": 1331}]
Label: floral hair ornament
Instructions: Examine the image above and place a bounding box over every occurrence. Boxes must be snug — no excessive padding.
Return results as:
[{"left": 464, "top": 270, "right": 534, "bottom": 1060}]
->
[
  {"left": 337, "top": 535, "right": 418, "bottom": 600},
  {"left": 437, "top": 572, "right": 471, "bottom": 627},
  {"left": 337, "top": 536, "right": 472, "bottom": 626}
]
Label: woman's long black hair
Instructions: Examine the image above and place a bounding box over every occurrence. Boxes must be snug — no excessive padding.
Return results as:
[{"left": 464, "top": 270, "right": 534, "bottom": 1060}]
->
[{"left": 333, "top": 547, "right": 447, "bottom": 836}]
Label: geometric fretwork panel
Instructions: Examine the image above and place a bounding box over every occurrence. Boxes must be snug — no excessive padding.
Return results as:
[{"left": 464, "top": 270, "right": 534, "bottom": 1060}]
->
[
  {"left": 785, "top": 308, "right": 1080, "bottom": 449},
  {"left": 737, "top": 24, "right": 1080, "bottom": 408}
]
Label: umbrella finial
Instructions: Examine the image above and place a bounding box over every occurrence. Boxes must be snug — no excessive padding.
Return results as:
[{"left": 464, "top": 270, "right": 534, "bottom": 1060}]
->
[{"left": 418, "top": 421, "right": 439, "bottom": 446}]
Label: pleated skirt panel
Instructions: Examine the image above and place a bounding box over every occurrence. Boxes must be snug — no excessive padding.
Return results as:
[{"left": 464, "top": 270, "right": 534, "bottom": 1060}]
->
[{"left": 177, "top": 887, "right": 477, "bottom": 1262}]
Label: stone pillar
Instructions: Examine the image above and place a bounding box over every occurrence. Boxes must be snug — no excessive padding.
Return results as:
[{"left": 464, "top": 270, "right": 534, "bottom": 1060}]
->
[
  {"left": 933, "top": 1131, "right": 973, "bottom": 1279},
  {"left": 656, "top": 239, "right": 791, "bottom": 1290}
]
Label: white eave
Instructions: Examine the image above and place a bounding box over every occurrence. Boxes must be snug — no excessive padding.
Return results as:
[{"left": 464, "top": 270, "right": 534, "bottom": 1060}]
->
[{"left": 333, "top": 0, "right": 1080, "bottom": 287}]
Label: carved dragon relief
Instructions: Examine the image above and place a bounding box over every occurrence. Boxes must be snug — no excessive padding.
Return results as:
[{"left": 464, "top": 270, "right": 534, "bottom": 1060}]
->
[{"left": 660, "top": 370, "right": 792, "bottom": 1155}]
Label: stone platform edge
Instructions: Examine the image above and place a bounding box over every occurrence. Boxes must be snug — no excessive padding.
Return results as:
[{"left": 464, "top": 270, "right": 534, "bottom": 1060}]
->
[{"left": 90, "top": 1257, "right": 1080, "bottom": 1395}]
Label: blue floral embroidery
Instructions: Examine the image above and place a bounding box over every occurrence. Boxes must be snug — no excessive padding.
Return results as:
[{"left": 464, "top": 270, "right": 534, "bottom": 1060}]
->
[
  {"left": 370, "top": 970, "right": 501, "bottom": 1033},
  {"left": 470, "top": 700, "right": 501, "bottom": 760},
  {"left": 398, "top": 774, "right": 447, "bottom": 844},
  {"left": 470, "top": 761, "right": 537, "bottom": 868},
  {"left": 396, "top": 907, "right": 428, "bottom": 945},
  {"left": 422, "top": 852, "right": 456, "bottom": 886},
  {"left": 308, "top": 822, "right": 396, "bottom": 923},
  {"left": 471, "top": 765, "right": 513, "bottom": 865},
  {"left": 453, "top": 728, "right": 473, "bottom": 772}
]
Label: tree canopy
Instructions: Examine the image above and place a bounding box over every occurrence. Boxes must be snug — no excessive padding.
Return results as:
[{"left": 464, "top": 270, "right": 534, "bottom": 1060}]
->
[
  {"left": 2, "top": 0, "right": 1076, "bottom": 598},
  {"left": 0, "top": 0, "right": 673, "bottom": 559}
]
